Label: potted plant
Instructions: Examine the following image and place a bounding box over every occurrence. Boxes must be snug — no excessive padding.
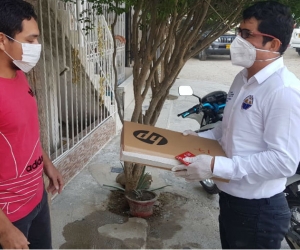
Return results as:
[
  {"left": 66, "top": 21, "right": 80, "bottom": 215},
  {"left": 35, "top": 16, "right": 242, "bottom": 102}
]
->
[{"left": 104, "top": 165, "right": 170, "bottom": 218}]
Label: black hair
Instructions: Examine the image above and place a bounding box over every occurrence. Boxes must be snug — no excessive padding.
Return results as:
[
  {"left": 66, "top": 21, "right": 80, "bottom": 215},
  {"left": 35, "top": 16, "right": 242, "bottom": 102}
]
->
[
  {"left": 243, "top": 1, "right": 294, "bottom": 55},
  {"left": 0, "top": 0, "right": 37, "bottom": 39}
]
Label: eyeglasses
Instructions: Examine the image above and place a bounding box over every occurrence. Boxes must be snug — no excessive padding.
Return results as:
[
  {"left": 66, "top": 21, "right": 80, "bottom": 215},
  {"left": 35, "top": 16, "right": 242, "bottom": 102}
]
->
[{"left": 236, "top": 27, "right": 281, "bottom": 44}]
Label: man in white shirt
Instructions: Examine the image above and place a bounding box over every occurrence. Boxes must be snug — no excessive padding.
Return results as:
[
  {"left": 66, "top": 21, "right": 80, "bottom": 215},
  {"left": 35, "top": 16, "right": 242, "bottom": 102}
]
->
[{"left": 173, "top": 1, "right": 300, "bottom": 249}]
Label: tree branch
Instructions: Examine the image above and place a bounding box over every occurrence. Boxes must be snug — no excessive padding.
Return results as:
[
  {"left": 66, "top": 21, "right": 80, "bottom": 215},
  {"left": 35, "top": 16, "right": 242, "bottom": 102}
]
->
[{"left": 110, "top": 8, "right": 124, "bottom": 123}]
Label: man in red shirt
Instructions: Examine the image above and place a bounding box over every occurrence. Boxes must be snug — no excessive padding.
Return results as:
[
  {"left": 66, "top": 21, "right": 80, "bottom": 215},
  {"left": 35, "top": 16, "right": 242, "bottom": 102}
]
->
[{"left": 0, "top": 0, "right": 64, "bottom": 249}]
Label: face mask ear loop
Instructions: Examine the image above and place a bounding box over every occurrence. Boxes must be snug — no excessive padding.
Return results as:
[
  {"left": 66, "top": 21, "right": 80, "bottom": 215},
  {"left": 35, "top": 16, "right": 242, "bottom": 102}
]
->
[
  {"left": 3, "top": 50, "right": 15, "bottom": 61},
  {"left": 255, "top": 55, "right": 281, "bottom": 62},
  {"left": 3, "top": 34, "right": 19, "bottom": 61},
  {"left": 255, "top": 48, "right": 280, "bottom": 54},
  {"left": 255, "top": 47, "right": 281, "bottom": 62},
  {"left": 4, "top": 34, "right": 19, "bottom": 43}
]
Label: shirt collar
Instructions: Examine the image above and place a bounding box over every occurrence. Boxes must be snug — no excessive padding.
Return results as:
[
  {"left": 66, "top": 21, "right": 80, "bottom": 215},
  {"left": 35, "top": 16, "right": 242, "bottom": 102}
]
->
[{"left": 241, "top": 57, "right": 284, "bottom": 85}]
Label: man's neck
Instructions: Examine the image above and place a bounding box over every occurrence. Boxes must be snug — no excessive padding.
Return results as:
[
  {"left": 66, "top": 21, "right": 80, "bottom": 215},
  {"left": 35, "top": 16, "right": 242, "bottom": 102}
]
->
[
  {"left": 0, "top": 67, "right": 17, "bottom": 79},
  {"left": 247, "top": 60, "right": 274, "bottom": 80}
]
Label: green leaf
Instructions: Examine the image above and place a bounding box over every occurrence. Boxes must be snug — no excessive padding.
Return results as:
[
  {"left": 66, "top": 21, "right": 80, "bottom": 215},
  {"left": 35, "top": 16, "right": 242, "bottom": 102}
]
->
[
  {"left": 150, "top": 185, "right": 172, "bottom": 192},
  {"left": 136, "top": 165, "right": 146, "bottom": 189},
  {"left": 103, "top": 184, "right": 125, "bottom": 192}
]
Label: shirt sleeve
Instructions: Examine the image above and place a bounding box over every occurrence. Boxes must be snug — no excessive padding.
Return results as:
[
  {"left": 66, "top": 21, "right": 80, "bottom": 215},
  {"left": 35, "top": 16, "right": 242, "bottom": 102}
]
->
[{"left": 213, "top": 86, "right": 300, "bottom": 183}]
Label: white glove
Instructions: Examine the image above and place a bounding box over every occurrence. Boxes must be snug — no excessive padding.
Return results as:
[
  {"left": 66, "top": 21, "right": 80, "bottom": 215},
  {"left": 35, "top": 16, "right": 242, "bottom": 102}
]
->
[
  {"left": 172, "top": 155, "right": 213, "bottom": 181},
  {"left": 182, "top": 129, "right": 198, "bottom": 136}
]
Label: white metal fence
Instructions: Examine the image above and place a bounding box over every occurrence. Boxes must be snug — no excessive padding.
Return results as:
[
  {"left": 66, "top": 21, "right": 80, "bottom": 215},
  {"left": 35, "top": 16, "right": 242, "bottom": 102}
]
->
[{"left": 36, "top": 0, "right": 125, "bottom": 161}]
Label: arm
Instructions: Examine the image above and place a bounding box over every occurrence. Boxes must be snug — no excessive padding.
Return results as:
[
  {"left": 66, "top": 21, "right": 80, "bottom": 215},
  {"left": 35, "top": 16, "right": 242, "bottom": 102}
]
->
[
  {"left": 43, "top": 149, "right": 64, "bottom": 195},
  {"left": 0, "top": 209, "right": 29, "bottom": 249}
]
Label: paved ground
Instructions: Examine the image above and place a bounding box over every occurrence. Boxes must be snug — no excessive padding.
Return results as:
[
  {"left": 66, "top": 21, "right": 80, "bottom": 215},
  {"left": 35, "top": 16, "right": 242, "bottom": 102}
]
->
[
  {"left": 51, "top": 48, "right": 298, "bottom": 249},
  {"left": 178, "top": 46, "right": 300, "bottom": 86}
]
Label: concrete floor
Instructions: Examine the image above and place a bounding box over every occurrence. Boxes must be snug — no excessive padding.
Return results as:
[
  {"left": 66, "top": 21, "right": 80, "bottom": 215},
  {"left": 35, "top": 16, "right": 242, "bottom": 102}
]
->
[{"left": 50, "top": 49, "right": 299, "bottom": 248}]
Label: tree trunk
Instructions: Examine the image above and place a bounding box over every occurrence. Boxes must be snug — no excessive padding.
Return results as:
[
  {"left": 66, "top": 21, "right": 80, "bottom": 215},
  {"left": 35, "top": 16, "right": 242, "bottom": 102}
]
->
[
  {"left": 64, "top": 0, "right": 249, "bottom": 192},
  {"left": 123, "top": 162, "right": 144, "bottom": 192}
]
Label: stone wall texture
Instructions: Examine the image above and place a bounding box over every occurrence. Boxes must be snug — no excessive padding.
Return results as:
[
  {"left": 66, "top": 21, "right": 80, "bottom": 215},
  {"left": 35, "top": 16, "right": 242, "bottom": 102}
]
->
[{"left": 54, "top": 117, "right": 116, "bottom": 190}]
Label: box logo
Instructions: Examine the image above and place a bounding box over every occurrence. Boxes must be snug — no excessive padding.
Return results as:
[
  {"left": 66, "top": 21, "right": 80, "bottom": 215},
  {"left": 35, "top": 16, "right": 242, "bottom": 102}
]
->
[{"left": 133, "top": 130, "right": 168, "bottom": 145}]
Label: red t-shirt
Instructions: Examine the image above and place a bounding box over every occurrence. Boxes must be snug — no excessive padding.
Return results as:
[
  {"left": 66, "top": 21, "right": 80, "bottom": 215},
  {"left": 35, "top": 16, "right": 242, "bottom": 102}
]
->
[{"left": 0, "top": 71, "right": 44, "bottom": 222}]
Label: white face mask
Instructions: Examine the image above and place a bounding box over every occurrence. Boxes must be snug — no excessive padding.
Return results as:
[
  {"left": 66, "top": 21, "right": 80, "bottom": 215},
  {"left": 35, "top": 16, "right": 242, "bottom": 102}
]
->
[
  {"left": 230, "top": 35, "right": 280, "bottom": 68},
  {"left": 4, "top": 35, "right": 41, "bottom": 73}
]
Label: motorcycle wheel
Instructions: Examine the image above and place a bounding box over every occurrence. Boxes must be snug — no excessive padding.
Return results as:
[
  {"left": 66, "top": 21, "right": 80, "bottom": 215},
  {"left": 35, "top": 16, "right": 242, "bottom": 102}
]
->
[
  {"left": 200, "top": 179, "right": 220, "bottom": 194},
  {"left": 285, "top": 204, "right": 300, "bottom": 249},
  {"left": 284, "top": 181, "right": 300, "bottom": 249}
]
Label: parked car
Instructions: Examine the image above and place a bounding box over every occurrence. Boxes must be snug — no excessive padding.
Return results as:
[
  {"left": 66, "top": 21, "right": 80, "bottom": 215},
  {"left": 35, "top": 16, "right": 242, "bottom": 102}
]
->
[
  {"left": 290, "top": 28, "right": 300, "bottom": 56},
  {"left": 198, "top": 32, "right": 236, "bottom": 60}
]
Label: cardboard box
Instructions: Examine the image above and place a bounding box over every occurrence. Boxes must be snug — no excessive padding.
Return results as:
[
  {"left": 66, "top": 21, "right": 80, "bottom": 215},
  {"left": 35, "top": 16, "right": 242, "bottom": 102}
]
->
[{"left": 120, "top": 121, "right": 226, "bottom": 171}]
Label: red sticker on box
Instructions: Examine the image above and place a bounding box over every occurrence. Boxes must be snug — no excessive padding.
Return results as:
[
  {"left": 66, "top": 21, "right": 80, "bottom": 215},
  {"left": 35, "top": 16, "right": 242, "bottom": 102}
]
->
[{"left": 175, "top": 151, "right": 195, "bottom": 166}]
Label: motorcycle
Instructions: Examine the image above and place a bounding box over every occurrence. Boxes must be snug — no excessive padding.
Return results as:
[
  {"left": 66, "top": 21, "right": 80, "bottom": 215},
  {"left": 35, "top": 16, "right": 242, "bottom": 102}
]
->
[
  {"left": 178, "top": 85, "right": 300, "bottom": 249},
  {"left": 284, "top": 167, "right": 300, "bottom": 249}
]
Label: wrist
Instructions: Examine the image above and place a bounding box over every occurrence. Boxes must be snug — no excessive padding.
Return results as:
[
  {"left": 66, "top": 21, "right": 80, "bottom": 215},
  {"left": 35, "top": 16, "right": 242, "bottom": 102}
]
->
[
  {"left": 0, "top": 215, "right": 13, "bottom": 236},
  {"left": 42, "top": 149, "right": 53, "bottom": 167}
]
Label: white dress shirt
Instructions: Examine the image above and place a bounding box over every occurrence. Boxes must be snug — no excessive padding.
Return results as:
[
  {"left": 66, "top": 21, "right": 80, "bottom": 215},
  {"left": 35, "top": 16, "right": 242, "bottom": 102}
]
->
[{"left": 200, "top": 57, "right": 300, "bottom": 199}]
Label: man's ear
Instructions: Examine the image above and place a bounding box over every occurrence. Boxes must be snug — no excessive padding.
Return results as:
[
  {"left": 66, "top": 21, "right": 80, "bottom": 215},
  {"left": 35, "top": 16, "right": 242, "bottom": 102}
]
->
[
  {"left": 269, "top": 38, "right": 282, "bottom": 52},
  {"left": 0, "top": 33, "right": 6, "bottom": 52}
]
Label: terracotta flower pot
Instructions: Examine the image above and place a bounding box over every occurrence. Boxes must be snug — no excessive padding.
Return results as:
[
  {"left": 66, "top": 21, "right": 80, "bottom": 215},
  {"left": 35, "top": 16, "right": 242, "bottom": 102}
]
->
[{"left": 125, "top": 190, "right": 158, "bottom": 218}]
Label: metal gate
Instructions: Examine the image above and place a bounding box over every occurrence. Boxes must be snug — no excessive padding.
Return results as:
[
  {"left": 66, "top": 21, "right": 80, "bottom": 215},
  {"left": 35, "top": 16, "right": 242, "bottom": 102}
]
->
[{"left": 35, "top": 0, "right": 125, "bottom": 162}]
